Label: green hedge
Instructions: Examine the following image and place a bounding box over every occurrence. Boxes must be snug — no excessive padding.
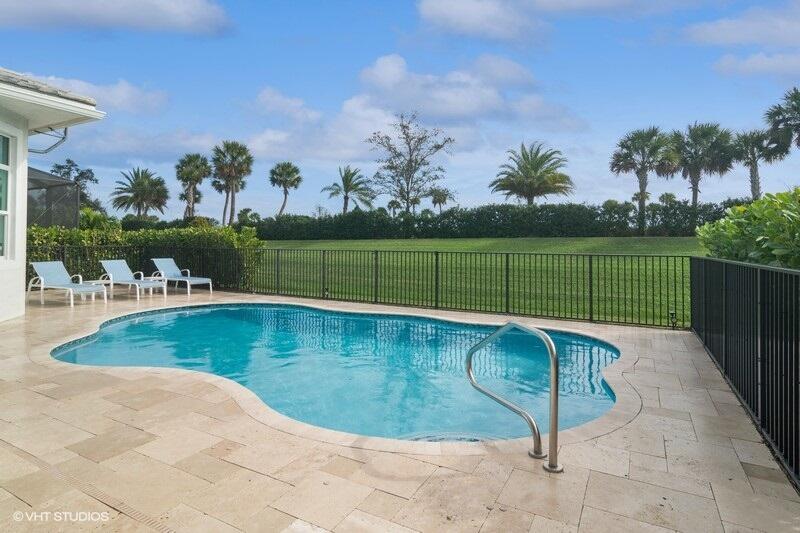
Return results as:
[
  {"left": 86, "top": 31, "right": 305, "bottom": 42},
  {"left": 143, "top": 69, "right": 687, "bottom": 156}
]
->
[
  {"left": 697, "top": 188, "right": 800, "bottom": 268},
  {"left": 26, "top": 226, "right": 263, "bottom": 286},
  {"left": 250, "top": 199, "right": 746, "bottom": 240}
]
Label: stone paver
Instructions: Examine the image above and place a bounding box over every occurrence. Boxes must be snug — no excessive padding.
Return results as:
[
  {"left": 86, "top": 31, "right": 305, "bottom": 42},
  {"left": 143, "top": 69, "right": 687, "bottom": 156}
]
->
[{"left": 0, "top": 291, "right": 796, "bottom": 532}]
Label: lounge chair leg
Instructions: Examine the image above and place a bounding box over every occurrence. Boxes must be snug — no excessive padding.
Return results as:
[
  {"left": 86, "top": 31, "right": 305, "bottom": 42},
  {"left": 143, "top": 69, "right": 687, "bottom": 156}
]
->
[
  {"left": 187, "top": 282, "right": 191, "bottom": 296},
  {"left": 40, "top": 286, "right": 45, "bottom": 305},
  {"left": 103, "top": 288, "right": 107, "bottom": 303},
  {"left": 136, "top": 286, "right": 140, "bottom": 301},
  {"left": 209, "top": 282, "right": 213, "bottom": 295},
  {"left": 69, "top": 290, "right": 74, "bottom": 307},
  {"left": 91, "top": 293, "right": 95, "bottom": 302},
  {"left": 149, "top": 287, "right": 153, "bottom": 296}
]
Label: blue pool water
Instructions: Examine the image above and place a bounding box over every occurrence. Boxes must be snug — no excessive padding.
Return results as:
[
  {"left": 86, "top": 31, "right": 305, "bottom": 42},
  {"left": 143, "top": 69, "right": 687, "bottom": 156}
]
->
[{"left": 53, "top": 304, "right": 620, "bottom": 440}]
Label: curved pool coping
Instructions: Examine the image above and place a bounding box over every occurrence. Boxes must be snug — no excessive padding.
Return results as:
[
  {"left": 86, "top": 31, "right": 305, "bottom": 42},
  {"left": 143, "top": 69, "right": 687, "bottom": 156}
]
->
[{"left": 35, "top": 297, "right": 643, "bottom": 457}]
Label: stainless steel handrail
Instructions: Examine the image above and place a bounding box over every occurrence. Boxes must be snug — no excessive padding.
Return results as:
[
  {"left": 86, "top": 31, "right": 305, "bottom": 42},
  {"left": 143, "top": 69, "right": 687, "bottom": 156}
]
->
[{"left": 466, "top": 322, "right": 563, "bottom": 473}]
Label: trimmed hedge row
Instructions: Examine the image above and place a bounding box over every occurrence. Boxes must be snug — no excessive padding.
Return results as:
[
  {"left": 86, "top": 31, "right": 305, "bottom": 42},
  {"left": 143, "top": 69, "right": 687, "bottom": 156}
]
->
[{"left": 250, "top": 199, "right": 747, "bottom": 240}]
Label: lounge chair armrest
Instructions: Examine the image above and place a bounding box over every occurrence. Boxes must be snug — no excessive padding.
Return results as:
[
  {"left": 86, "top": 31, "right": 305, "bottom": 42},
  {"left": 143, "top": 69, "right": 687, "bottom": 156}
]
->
[
  {"left": 151, "top": 270, "right": 164, "bottom": 278},
  {"left": 71, "top": 274, "right": 83, "bottom": 283},
  {"left": 133, "top": 271, "right": 144, "bottom": 280},
  {"left": 181, "top": 269, "right": 191, "bottom": 276},
  {"left": 100, "top": 273, "right": 110, "bottom": 281}
]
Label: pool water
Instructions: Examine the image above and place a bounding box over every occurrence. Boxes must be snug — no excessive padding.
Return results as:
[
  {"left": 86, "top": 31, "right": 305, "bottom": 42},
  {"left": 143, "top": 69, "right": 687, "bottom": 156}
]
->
[{"left": 53, "top": 304, "right": 620, "bottom": 440}]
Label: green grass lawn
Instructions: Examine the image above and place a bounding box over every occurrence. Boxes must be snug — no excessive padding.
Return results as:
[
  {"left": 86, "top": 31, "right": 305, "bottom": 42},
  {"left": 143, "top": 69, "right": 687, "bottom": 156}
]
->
[{"left": 263, "top": 236, "right": 705, "bottom": 255}]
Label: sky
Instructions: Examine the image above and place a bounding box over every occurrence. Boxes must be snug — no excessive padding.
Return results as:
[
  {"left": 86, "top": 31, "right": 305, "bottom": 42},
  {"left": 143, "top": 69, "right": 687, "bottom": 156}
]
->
[{"left": 3, "top": 0, "right": 799, "bottom": 220}]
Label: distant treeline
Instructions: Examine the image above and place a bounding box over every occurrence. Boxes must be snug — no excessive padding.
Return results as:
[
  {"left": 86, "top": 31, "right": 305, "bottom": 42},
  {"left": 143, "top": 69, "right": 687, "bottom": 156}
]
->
[{"left": 238, "top": 196, "right": 748, "bottom": 240}]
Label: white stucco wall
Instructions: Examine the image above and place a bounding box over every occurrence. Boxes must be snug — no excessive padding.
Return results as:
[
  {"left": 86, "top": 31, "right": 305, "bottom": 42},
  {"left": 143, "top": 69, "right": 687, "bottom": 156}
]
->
[{"left": 0, "top": 109, "right": 28, "bottom": 322}]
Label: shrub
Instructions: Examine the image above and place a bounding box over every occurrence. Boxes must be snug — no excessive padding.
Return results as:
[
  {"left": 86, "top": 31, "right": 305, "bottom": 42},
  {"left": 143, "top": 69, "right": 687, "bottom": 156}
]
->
[
  {"left": 254, "top": 199, "right": 739, "bottom": 241},
  {"left": 697, "top": 188, "right": 800, "bottom": 268},
  {"left": 27, "top": 225, "right": 263, "bottom": 285}
]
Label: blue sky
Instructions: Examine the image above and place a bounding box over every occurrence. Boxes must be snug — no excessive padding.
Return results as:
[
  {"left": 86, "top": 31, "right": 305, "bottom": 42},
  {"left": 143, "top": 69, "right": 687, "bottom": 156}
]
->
[{"left": 3, "top": 0, "right": 799, "bottom": 220}]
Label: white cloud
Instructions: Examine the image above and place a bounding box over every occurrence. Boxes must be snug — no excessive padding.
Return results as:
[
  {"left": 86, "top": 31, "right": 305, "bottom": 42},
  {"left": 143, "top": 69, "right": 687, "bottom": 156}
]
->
[
  {"left": 471, "top": 54, "right": 535, "bottom": 86},
  {"left": 715, "top": 52, "right": 800, "bottom": 77},
  {"left": 255, "top": 87, "right": 321, "bottom": 122},
  {"left": 417, "top": 0, "right": 543, "bottom": 41},
  {"left": 359, "top": 54, "right": 580, "bottom": 129},
  {"left": 30, "top": 75, "right": 168, "bottom": 113},
  {"left": 0, "top": 0, "right": 230, "bottom": 35},
  {"left": 686, "top": 1, "right": 800, "bottom": 47}
]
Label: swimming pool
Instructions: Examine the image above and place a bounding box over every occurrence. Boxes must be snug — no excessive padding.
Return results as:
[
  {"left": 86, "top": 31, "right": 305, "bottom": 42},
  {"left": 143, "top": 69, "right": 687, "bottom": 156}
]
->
[{"left": 53, "top": 304, "right": 620, "bottom": 441}]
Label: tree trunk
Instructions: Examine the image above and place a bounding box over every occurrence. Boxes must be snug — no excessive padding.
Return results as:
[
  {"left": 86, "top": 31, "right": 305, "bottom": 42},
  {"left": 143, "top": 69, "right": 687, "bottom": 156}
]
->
[
  {"left": 343, "top": 195, "right": 349, "bottom": 215},
  {"left": 222, "top": 190, "right": 229, "bottom": 226},
  {"left": 188, "top": 184, "right": 195, "bottom": 218},
  {"left": 228, "top": 188, "right": 236, "bottom": 226},
  {"left": 749, "top": 164, "right": 761, "bottom": 200},
  {"left": 278, "top": 189, "right": 288, "bottom": 216},
  {"left": 690, "top": 172, "right": 701, "bottom": 228},
  {"left": 526, "top": 197, "right": 533, "bottom": 206},
  {"left": 636, "top": 170, "right": 648, "bottom": 236}
]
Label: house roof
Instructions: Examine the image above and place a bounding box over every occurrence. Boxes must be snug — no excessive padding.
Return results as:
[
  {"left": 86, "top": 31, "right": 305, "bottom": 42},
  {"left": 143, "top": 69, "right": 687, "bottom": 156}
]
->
[
  {"left": 0, "top": 66, "right": 104, "bottom": 132},
  {"left": 0, "top": 68, "right": 96, "bottom": 106}
]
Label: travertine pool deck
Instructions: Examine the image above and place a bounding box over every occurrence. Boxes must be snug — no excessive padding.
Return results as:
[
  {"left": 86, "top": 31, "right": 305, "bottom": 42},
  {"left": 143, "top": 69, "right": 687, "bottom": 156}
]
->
[{"left": 0, "top": 291, "right": 798, "bottom": 532}]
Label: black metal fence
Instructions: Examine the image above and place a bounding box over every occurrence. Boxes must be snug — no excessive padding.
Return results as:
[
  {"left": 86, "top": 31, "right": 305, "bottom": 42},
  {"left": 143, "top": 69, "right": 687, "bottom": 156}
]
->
[
  {"left": 27, "top": 245, "right": 691, "bottom": 328},
  {"left": 691, "top": 256, "right": 800, "bottom": 484}
]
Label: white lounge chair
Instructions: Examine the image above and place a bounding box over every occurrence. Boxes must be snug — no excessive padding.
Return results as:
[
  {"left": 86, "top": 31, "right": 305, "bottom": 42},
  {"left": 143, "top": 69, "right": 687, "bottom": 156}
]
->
[
  {"left": 100, "top": 259, "right": 167, "bottom": 300},
  {"left": 151, "top": 257, "right": 213, "bottom": 295},
  {"left": 28, "top": 261, "right": 107, "bottom": 306}
]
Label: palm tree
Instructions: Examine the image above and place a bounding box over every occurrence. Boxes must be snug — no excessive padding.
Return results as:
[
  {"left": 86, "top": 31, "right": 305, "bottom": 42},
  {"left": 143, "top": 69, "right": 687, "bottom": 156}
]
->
[
  {"left": 610, "top": 127, "right": 677, "bottom": 234},
  {"left": 409, "top": 196, "right": 421, "bottom": 214},
  {"left": 321, "top": 166, "right": 374, "bottom": 214},
  {"left": 765, "top": 87, "right": 800, "bottom": 151},
  {"left": 110, "top": 167, "right": 169, "bottom": 217},
  {"left": 179, "top": 189, "right": 202, "bottom": 214},
  {"left": 387, "top": 199, "right": 401, "bottom": 217},
  {"left": 212, "top": 141, "right": 254, "bottom": 226},
  {"left": 175, "top": 153, "right": 211, "bottom": 219},
  {"left": 670, "top": 123, "right": 734, "bottom": 218},
  {"left": 732, "top": 129, "right": 786, "bottom": 200},
  {"left": 428, "top": 187, "right": 455, "bottom": 213},
  {"left": 269, "top": 161, "right": 303, "bottom": 216},
  {"left": 490, "top": 142, "right": 574, "bottom": 205}
]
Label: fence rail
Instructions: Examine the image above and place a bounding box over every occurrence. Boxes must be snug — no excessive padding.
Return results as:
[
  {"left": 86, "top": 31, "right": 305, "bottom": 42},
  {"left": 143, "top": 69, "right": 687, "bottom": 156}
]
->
[
  {"left": 27, "top": 245, "right": 691, "bottom": 328},
  {"left": 691, "top": 256, "right": 800, "bottom": 485}
]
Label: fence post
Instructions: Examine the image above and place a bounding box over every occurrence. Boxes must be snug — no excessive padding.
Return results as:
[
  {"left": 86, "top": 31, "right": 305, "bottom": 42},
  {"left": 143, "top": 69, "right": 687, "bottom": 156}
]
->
[
  {"left": 722, "top": 262, "right": 727, "bottom": 372},
  {"left": 588, "top": 255, "right": 594, "bottom": 322},
  {"left": 434, "top": 251, "right": 440, "bottom": 309},
  {"left": 275, "top": 249, "right": 281, "bottom": 294},
  {"left": 756, "top": 267, "right": 763, "bottom": 422},
  {"left": 505, "top": 253, "right": 510, "bottom": 314},
  {"left": 373, "top": 251, "right": 379, "bottom": 303},
  {"left": 321, "top": 250, "right": 327, "bottom": 298}
]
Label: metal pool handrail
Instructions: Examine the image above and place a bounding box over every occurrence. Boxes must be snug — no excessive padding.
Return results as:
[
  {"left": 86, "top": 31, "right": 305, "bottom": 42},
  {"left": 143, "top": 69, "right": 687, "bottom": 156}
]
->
[{"left": 465, "top": 322, "right": 563, "bottom": 473}]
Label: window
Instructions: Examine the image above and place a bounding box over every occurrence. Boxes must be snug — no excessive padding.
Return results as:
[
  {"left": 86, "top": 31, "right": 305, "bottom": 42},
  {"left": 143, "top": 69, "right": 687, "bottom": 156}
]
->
[{"left": 0, "top": 135, "right": 9, "bottom": 257}]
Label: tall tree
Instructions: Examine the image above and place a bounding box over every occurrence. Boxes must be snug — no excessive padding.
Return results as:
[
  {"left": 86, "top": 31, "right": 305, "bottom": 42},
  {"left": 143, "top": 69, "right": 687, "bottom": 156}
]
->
[
  {"left": 670, "top": 123, "right": 734, "bottom": 218},
  {"left": 428, "top": 187, "right": 455, "bottom": 213},
  {"left": 490, "top": 142, "right": 574, "bottom": 205},
  {"left": 212, "top": 141, "right": 254, "bottom": 226},
  {"left": 387, "top": 199, "right": 401, "bottom": 217},
  {"left": 110, "top": 168, "right": 169, "bottom": 217},
  {"left": 609, "top": 127, "right": 677, "bottom": 234},
  {"left": 269, "top": 162, "right": 303, "bottom": 216},
  {"left": 765, "top": 87, "right": 800, "bottom": 152},
  {"left": 732, "top": 129, "right": 786, "bottom": 200},
  {"left": 50, "top": 158, "right": 104, "bottom": 212},
  {"left": 175, "top": 153, "right": 211, "bottom": 218},
  {"left": 321, "top": 166, "right": 374, "bottom": 214},
  {"left": 366, "top": 112, "right": 454, "bottom": 213}
]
